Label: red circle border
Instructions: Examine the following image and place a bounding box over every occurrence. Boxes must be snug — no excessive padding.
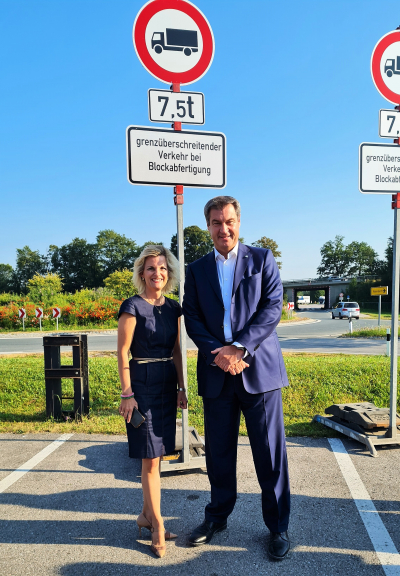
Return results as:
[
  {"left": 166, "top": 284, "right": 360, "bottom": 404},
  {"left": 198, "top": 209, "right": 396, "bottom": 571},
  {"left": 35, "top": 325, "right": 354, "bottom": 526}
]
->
[
  {"left": 371, "top": 30, "right": 400, "bottom": 104},
  {"left": 133, "top": 0, "right": 214, "bottom": 85}
]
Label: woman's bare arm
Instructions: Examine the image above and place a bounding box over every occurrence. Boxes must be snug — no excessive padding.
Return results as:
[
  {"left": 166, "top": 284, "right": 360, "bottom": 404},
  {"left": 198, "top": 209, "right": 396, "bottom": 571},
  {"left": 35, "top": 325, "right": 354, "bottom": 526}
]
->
[
  {"left": 117, "top": 312, "right": 138, "bottom": 423},
  {"left": 173, "top": 317, "right": 187, "bottom": 409}
]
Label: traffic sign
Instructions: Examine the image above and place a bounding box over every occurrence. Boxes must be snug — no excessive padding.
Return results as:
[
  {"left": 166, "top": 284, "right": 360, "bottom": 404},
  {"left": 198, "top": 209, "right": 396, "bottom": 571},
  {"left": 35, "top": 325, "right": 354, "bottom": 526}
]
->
[
  {"left": 359, "top": 142, "right": 400, "bottom": 193},
  {"left": 287, "top": 302, "right": 294, "bottom": 310},
  {"left": 339, "top": 293, "right": 344, "bottom": 297},
  {"left": 18, "top": 308, "right": 26, "bottom": 319},
  {"left": 52, "top": 307, "right": 61, "bottom": 318},
  {"left": 371, "top": 286, "right": 389, "bottom": 296},
  {"left": 379, "top": 109, "right": 400, "bottom": 138},
  {"left": 133, "top": 0, "right": 215, "bottom": 85},
  {"left": 149, "top": 89, "right": 204, "bottom": 124},
  {"left": 371, "top": 30, "right": 400, "bottom": 104},
  {"left": 126, "top": 126, "right": 226, "bottom": 187},
  {"left": 35, "top": 308, "right": 43, "bottom": 318}
]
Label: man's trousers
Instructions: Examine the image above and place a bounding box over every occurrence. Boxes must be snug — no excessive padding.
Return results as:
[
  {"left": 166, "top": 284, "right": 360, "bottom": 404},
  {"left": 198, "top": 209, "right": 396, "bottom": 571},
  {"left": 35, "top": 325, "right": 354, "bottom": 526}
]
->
[{"left": 202, "top": 372, "right": 290, "bottom": 533}]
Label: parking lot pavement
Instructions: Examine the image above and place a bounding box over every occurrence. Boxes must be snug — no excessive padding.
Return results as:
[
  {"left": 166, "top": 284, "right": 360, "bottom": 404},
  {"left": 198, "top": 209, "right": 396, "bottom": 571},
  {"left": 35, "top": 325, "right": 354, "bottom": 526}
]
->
[{"left": 1, "top": 433, "right": 399, "bottom": 576}]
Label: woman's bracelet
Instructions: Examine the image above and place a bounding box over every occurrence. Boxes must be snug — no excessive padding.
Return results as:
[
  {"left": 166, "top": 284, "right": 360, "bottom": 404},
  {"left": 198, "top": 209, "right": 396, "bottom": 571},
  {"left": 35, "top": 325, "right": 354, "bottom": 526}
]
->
[
  {"left": 121, "top": 393, "right": 135, "bottom": 399},
  {"left": 178, "top": 387, "right": 186, "bottom": 392}
]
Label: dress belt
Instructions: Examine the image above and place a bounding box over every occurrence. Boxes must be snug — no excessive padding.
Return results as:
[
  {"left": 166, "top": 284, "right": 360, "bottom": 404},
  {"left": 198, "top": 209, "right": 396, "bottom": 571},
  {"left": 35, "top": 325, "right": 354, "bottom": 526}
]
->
[{"left": 133, "top": 357, "right": 173, "bottom": 364}]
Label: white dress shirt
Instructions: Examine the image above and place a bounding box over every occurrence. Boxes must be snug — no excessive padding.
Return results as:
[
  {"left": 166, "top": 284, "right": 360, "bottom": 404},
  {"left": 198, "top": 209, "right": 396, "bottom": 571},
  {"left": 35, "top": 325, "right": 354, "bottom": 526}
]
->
[{"left": 214, "top": 243, "right": 246, "bottom": 353}]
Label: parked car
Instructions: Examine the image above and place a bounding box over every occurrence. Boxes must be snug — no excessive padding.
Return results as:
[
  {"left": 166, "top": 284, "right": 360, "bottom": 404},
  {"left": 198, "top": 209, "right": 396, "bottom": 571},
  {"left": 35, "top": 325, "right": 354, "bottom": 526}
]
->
[{"left": 332, "top": 301, "right": 360, "bottom": 319}]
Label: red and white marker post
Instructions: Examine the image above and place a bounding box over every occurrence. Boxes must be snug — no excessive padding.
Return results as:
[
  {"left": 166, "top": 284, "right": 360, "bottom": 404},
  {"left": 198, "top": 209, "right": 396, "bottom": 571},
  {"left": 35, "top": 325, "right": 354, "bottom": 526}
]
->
[
  {"left": 18, "top": 308, "right": 26, "bottom": 331},
  {"left": 131, "top": 0, "right": 216, "bottom": 471},
  {"left": 35, "top": 307, "right": 43, "bottom": 331},
  {"left": 53, "top": 307, "right": 61, "bottom": 331}
]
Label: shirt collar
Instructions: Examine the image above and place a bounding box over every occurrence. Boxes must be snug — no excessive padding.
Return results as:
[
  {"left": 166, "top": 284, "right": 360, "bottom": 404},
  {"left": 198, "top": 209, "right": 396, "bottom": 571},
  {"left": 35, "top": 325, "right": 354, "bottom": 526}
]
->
[{"left": 214, "top": 242, "right": 239, "bottom": 261}]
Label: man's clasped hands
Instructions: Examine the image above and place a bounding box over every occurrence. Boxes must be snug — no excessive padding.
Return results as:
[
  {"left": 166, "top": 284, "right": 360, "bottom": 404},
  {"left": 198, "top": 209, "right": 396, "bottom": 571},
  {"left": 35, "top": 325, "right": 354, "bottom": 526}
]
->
[{"left": 211, "top": 345, "right": 249, "bottom": 375}]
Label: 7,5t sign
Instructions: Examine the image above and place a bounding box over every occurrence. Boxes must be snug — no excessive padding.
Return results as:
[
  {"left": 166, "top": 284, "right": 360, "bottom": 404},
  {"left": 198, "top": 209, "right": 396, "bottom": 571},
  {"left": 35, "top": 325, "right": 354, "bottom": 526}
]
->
[{"left": 148, "top": 89, "right": 204, "bottom": 124}]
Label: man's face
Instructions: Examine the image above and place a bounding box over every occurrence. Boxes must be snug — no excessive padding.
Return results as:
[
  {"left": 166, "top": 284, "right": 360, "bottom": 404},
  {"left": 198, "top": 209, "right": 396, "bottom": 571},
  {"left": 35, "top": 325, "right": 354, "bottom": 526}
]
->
[{"left": 207, "top": 204, "right": 241, "bottom": 256}]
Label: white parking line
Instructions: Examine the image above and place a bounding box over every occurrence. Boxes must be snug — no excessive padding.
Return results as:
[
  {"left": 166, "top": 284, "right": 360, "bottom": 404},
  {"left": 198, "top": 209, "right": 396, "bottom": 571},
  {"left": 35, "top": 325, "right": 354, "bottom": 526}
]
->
[
  {"left": 0, "top": 434, "right": 73, "bottom": 493},
  {"left": 329, "top": 438, "right": 400, "bottom": 575}
]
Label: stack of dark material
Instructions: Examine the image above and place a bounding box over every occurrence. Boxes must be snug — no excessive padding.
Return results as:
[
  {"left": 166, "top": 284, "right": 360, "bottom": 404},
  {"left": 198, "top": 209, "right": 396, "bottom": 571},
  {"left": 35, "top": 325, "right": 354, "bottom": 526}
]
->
[{"left": 325, "top": 402, "right": 400, "bottom": 436}]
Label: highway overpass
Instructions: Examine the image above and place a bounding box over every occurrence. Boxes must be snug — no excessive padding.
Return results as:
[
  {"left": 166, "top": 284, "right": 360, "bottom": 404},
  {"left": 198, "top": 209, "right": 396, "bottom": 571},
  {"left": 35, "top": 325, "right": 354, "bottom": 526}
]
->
[{"left": 282, "top": 277, "right": 373, "bottom": 309}]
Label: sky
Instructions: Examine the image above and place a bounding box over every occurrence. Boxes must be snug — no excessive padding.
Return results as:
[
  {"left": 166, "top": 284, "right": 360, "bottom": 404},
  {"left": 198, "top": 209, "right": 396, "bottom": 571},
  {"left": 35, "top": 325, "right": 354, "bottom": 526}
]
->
[{"left": 1, "top": 0, "right": 400, "bottom": 280}]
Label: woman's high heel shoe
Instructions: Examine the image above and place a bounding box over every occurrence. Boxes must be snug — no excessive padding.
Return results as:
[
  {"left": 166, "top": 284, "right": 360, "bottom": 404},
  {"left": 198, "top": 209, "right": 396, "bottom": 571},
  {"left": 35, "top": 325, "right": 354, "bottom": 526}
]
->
[
  {"left": 136, "top": 513, "right": 177, "bottom": 540},
  {"left": 136, "top": 513, "right": 152, "bottom": 536},
  {"left": 150, "top": 528, "right": 167, "bottom": 559}
]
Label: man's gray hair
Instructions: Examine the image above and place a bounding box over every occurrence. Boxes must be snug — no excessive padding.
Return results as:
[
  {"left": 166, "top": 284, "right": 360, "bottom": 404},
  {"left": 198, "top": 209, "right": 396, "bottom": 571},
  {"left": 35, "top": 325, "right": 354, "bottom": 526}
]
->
[{"left": 204, "top": 196, "right": 241, "bottom": 225}]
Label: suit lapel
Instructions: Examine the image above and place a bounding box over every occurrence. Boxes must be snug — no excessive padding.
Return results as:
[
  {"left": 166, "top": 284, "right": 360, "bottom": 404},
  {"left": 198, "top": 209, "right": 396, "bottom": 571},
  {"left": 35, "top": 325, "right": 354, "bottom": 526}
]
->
[
  {"left": 202, "top": 251, "right": 223, "bottom": 304},
  {"left": 232, "top": 243, "right": 250, "bottom": 296}
]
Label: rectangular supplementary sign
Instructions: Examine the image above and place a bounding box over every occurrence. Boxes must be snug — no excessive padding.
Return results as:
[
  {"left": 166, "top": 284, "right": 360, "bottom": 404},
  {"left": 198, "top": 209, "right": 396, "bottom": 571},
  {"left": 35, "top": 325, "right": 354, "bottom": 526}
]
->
[
  {"left": 126, "top": 126, "right": 226, "bottom": 188},
  {"left": 371, "top": 286, "right": 388, "bottom": 296},
  {"left": 359, "top": 142, "right": 400, "bottom": 194},
  {"left": 148, "top": 89, "right": 205, "bottom": 125}
]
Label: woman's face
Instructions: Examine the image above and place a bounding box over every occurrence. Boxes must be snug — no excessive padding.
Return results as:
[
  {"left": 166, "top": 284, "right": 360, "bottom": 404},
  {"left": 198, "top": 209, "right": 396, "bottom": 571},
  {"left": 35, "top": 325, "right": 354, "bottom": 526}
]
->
[{"left": 142, "top": 255, "right": 168, "bottom": 292}]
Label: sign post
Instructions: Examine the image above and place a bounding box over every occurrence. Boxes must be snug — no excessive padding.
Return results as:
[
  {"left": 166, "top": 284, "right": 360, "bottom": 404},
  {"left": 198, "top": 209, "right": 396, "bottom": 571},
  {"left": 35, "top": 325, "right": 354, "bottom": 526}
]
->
[
  {"left": 131, "top": 0, "right": 218, "bottom": 472},
  {"left": 18, "top": 308, "right": 26, "bottom": 331},
  {"left": 370, "top": 286, "right": 388, "bottom": 327},
  {"left": 35, "top": 307, "right": 43, "bottom": 331},
  {"left": 53, "top": 307, "right": 61, "bottom": 331}
]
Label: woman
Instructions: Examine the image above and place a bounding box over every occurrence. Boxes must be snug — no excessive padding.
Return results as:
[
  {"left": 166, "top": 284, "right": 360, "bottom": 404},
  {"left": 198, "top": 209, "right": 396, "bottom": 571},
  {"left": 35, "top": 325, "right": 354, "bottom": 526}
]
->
[{"left": 117, "top": 245, "right": 187, "bottom": 559}]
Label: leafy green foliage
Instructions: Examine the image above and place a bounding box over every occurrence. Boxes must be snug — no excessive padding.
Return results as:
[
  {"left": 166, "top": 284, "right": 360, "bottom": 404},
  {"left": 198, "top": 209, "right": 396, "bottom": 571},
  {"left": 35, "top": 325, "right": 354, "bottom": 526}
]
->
[
  {"left": 0, "top": 264, "right": 13, "bottom": 292},
  {"left": 13, "top": 246, "right": 48, "bottom": 293},
  {"left": 170, "top": 225, "right": 214, "bottom": 264},
  {"left": 104, "top": 269, "right": 138, "bottom": 300},
  {"left": 96, "top": 230, "right": 140, "bottom": 279},
  {"left": 252, "top": 237, "right": 282, "bottom": 269},
  {"left": 27, "top": 272, "right": 63, "bottom": 306}
]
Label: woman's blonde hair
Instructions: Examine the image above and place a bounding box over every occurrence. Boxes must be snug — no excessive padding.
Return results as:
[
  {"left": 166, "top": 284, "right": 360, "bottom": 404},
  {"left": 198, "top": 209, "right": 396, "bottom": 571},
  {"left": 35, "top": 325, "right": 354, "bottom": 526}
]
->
[{"left": 133, "top": 245, "right": 179, "bottom": 295}]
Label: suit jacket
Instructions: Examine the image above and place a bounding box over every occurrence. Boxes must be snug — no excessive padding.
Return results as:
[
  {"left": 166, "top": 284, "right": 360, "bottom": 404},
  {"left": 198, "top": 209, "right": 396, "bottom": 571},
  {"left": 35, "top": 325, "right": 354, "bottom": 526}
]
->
[{"left": 182, "top": 242, "right": 289, "bottom": 398}]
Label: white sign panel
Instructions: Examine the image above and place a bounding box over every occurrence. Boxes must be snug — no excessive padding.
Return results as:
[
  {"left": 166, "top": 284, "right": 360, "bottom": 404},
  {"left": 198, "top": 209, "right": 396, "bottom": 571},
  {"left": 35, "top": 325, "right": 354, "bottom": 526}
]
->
[
  {"left": 148, "top": 89, "right": 204, "bottom": 124},
  {"left": 126, "top": 126, "right": 226, "bottom": 188},
  {"left": 359, "top": 142, "right": 400, "bottom": 194},
  {"left": 379, "top": 109, "right": 400, "bottom": 138}
]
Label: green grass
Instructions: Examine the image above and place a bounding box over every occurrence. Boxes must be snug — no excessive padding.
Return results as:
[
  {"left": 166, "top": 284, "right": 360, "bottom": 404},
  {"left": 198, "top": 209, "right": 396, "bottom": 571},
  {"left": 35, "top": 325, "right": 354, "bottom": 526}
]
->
[
  {"left": 361, "top": 307, "right": 394, "bottom": 320},
  {"left": 341, "top": 327, "right": 395, "bottom": 338},
  {"left": 0, "top": 321, "right": 118, "bottom": 334},
  {"left": 0, "top": 353, "right": 396, "bottom": 437}
]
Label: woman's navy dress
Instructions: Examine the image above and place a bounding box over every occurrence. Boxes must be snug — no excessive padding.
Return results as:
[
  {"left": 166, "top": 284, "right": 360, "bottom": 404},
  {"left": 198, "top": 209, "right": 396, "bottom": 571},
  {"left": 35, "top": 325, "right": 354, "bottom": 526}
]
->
[{"left": 118, "top": 295, "right": 182, "bottom": 459}]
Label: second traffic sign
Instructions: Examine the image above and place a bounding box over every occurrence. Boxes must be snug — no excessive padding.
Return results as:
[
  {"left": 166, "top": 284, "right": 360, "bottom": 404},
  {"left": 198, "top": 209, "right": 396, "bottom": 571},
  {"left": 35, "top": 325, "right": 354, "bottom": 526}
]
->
[{"left": 148, "top": 89, "right": 204, "bottom": 124}]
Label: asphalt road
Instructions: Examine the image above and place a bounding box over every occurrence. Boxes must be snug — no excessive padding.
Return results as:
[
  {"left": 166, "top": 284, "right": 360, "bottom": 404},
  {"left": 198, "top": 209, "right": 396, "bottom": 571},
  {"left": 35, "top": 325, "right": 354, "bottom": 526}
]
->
[
  {"left": 1, "top": 433, "right": 400, "bottom": 575},
  {"left": 0, "top": 307, "right": 393, "bottom": 355}
]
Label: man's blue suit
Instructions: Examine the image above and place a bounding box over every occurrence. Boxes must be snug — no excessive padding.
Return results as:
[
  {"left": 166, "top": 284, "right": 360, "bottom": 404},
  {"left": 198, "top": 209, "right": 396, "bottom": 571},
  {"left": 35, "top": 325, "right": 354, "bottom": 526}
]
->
[{"left": 183, "top": 242, "right": 290, "bottom": 532}]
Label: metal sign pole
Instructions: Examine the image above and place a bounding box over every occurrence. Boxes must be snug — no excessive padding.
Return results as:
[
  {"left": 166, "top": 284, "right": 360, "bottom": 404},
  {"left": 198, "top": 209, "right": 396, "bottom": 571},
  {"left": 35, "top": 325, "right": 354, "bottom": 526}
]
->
[
  {"left": 378, "top": 294, "right": 381, "bottom": 328},
  {"left": 389, "top": 193, "right": 400, "bottom": 438}
]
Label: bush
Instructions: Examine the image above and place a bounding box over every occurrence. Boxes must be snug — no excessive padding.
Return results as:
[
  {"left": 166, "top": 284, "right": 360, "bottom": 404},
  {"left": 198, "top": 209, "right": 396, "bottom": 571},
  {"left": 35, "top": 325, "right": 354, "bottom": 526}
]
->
[
  {"left": 104, "top": 269, "right": 137, "bottom": 300},
  {"left": 27, "top": 273, "right": 63, "bottom": 306}
]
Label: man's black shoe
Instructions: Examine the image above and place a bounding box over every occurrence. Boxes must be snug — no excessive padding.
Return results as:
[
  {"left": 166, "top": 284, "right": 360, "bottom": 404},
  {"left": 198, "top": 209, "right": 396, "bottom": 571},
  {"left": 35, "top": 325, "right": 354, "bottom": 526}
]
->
[
  {"left": 268, "top": 531, "right": 290, "bottom": 561},
  {"left": 188, "top": 520, "right": 227, "bottom": 546}
]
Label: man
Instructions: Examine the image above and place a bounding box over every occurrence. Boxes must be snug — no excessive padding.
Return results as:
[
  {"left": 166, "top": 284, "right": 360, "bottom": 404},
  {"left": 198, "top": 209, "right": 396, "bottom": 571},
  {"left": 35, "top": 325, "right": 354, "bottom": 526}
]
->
[{"left": 182, "top": 196, "right": 290, "bottom": 561}]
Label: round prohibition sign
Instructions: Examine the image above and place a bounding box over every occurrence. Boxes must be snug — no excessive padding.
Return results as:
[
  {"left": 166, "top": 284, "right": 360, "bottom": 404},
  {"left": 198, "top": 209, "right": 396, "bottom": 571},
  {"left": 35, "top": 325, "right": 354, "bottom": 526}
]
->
[
  {"left": 371, "top": 30, "right": 400, "bottom": 104},
  {"left": 133, "top": 0, "right": 214, "bottom": 85}
]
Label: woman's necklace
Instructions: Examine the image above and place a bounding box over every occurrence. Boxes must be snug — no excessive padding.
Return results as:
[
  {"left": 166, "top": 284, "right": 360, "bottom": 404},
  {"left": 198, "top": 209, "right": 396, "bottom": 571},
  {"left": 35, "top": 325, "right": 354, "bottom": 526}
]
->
[{"left": 142, "top": 294, "right": 164, "bottom": 314}]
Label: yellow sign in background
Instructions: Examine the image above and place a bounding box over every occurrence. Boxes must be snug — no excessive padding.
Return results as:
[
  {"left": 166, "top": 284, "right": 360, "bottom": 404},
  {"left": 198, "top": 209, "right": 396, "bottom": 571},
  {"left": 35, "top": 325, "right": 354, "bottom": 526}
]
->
[{"left": 371, "top": 286, "right": 388, "bottom": 296}]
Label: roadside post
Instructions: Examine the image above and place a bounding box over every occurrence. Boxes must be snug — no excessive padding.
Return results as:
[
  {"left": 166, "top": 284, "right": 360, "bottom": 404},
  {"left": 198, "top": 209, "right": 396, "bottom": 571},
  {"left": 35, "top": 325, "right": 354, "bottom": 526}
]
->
[
  {"left": 371, "top": 286, "right": 388, "bottom": 327},
  {"left": 35, "top": 307, "right": 43, "bottom": 331},
  {"left": 348, "top": 311, "right": 353, "bottom": 334},
  {"left": 387, "top": 328, "right": 391, "bottom": 357},
  {"left": 53, "top": 307, "right": 61, "bottom": 331},
  {"left": 18, "top": 308, "right": 26, "bottom": 331},
  {"left": 130, "top": 0, "right": 224, "bottom": 472},
  {"left": 315, "top": 28, "right": 400, "bottom": 456}
]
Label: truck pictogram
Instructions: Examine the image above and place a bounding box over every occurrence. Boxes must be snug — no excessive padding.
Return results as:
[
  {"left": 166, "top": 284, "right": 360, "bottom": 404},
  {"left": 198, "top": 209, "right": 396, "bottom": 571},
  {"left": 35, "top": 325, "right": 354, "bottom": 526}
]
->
[
  {"left": 385, "top": 56, "right": 400, "bottom": 77},
  {"left": 151, "top": 28, "right": 198, "bottom": 56}
]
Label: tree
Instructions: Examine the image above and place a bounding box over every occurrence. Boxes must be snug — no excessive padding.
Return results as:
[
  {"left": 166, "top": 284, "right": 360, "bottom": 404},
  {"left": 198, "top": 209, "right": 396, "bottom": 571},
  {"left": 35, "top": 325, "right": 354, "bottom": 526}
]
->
[
  {"left": 252, "top": 237, "right": 282, "bottom": 269},
  {"left": 170, "top": 225, "right": 214, "bottom": 264},
  {"left": 317, "top": 235, "right": 352, "bottom": 277},
  {"left": 96, "top": 230, "right": 140, "bottom": 280},
  {"left": 138, "top": 241, "right": 164, "bottom": 253},
  {"left": 104, "top": 269, "right": 137, "bottom": 300},
  {"left": 13, "top": 246, "right": 48, "bottom": 293},
  {"left": 347, "top": 241, "right": 379, "bottom": 276},
  {"left": 27, "top": 272, "right": 63, "bottom": 305},
  {"left": 49, "top": 239, "right": 101, "bottom": 292},
  {"left": 0, "top": 264, "right": 14, "bottom": 293}
]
